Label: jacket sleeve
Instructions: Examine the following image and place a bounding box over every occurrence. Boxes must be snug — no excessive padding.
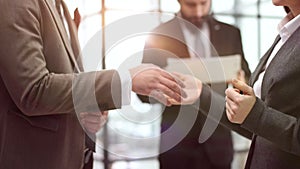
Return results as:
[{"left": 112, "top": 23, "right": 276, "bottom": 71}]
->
[
  {"left": 0, "top": 0, "right": 122, "bottom": 116},
  {"left": 241, "top": 98, "right": 300, "bottom": 156},
  {"left": 196, "top": 85, "right": 253, "bottom": 139}
]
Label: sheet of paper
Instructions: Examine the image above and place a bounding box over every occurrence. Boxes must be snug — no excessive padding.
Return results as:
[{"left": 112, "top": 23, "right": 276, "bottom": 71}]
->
[{"left": 164, "top": 54, "right": 241, "bottom": 83}]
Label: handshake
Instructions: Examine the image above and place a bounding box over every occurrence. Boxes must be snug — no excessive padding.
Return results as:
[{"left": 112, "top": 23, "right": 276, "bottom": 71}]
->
[
  {"left": 129, "top": 64, "right": 203, "bottom": 106},
  {"left": 130, "top": 64, "right": 256, "bottom": 125},
  {"left": 80, "top": 64, "right": 256, "bottom": 134},
  {"left": 79, "top": 64, "right": 203, "bottom": 134}
]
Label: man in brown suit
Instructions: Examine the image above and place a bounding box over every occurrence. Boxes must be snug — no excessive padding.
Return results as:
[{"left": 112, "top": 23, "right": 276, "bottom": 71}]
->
[{"left": 0, "top": 0, "right": 185, "bottom": 169}]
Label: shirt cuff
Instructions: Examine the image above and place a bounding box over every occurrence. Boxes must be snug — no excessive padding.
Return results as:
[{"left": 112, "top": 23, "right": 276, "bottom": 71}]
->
[{"left": 116, "top": 67, "right": 131, "bottom": 106}]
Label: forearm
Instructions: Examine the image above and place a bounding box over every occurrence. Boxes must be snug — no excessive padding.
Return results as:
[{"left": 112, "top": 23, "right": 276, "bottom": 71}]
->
[
  {"left": 5, "top": 70, "right": 122, "bottom": 116},
  {"left": 196, "top": 84, "right": 253, "bottom": 139},
  {"left": 241, "top": 98, "right": 300, "bottom": 155}
]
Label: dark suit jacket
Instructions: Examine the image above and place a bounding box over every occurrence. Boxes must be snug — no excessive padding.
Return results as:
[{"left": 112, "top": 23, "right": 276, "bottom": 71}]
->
[
  {"left": 141, "top": 15, "right": 250, "bottom": 166},
  {"left": 0, "top": 0, "right": 122, "bottom": 169},
  {"left": 199, "top": 25, "right": 300, "bottom": 169}
]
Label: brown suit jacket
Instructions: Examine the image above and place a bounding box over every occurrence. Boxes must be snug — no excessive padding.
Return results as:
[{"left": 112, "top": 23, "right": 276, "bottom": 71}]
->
[
  {"left": 0, "top": 0, "right": 121, "bottom": 168},
  {"left": 141, "top": 16, "right": 250, "bottom": 167}
]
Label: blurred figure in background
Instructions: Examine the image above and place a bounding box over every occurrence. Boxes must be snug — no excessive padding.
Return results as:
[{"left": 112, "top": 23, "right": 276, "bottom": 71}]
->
[{"left": 141, "top": 0, "right": 250, "bottom": 169}]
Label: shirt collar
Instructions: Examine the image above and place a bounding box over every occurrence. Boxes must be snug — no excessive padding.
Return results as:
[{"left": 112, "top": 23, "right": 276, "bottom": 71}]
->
[{"left": 278, "top": 12, "right": 300, "bottom": 43}]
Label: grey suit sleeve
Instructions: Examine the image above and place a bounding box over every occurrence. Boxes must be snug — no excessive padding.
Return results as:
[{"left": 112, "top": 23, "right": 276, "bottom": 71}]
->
[
  {"left": 0, "top": 1, "right": 122, "bottom": 116},
  {"left": 197, "top": 85, "right": 253, "bottom": 139},
  {"left": 241, "top": 98, "right": 300, "bottom": 156}
]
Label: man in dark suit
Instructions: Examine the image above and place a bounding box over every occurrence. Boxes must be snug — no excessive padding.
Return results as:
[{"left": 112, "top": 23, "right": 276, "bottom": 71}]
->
[
  {"left": 141, "top": 0, "right": 250, "bottom": 168},
  {"left": 0, "top": 0, "right": 185, "bottom": 168},
  {"left": 174, "top": 3, "right": 300, "bottom": 169}
]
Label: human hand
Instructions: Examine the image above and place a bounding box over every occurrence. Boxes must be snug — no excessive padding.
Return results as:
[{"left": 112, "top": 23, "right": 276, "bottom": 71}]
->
[
  {"left": 167, "top": 72, "right": 202, "bottom": 105},
  {"left": 237, "top": 70, "right": 246, "bottom": 83},
  {"left": 225, "top": 79, "right": 256, "bottom": 124},
  {"left": 79, "top": 111, "right": 108, "bottom": 133},
  {"left": 227, "top": 70, "right": 246, "bottom": 84},
  {"left": 130, "top": 64, "right": 185, "bottom": 106}
]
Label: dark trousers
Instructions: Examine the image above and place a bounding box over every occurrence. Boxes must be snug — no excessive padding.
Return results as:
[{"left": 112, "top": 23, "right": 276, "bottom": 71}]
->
[
  {"left": 84, "top": 134, "right": 95, "bottom": 169},
  {"left": 159, "top": 144, "right": 231, "bottom": 169}
]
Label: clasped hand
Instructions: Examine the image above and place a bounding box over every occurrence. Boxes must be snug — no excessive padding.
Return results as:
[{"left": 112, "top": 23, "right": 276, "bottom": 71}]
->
[{"left": 225, "top": 79, "right": 256, "bottom": 124}]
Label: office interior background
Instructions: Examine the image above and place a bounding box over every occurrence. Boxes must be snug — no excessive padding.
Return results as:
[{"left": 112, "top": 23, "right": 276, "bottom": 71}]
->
[{"left": 64, "top": 0, "right": 286, "bottom": 168}]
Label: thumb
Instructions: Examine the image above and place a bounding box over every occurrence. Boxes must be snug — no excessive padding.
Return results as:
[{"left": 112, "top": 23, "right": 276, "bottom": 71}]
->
[{"left": 232, "top": 79, "right": 253, "bottom": 95}]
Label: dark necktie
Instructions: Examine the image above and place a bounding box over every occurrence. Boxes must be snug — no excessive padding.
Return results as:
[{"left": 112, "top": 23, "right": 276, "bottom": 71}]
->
[{"left": 195, "top": 32, "right": 206, "bottom": 58}]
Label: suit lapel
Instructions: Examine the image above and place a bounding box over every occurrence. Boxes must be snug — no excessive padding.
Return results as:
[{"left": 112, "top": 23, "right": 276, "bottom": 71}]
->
[
  {"left": 249, "top": 35, "right": 280, "bottom": 86},
  {"left": 208, "top": 17, "right": 220, "bottom": 57},
  {"left": 45, "top": 0, "right": 80, "bottom": 72},
  {"left": 61, "top": 1, "right": 84, "bottom": 71},
  {"left": 260, "top": 28, "right": 300, "bottom": 100},
  {"left": 173, "top": 18, "right": 190, "bottom": 58}
]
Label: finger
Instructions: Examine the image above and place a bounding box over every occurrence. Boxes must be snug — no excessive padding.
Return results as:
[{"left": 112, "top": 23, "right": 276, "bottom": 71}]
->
[
  {"left": 81, "top": 115, "right": 102, "bottom": 124},
  {"left": 159, "top": 77, "right": 187, "bottom": 99},
  {"left": 237, "top": 70, "right": 246, "bottom": 82},
  {"left": 232, "top": 79, "right": 253, "bottom": 95},
  {"left": 84, "top": 125, "right": 100, "bottom": 134},
  {"left": 155, "top": 82, "right": 183, "bottom": 102},
  {"left": 82, "top": 118, "right": 101, "bottom": 124},
  {"left": 233, "top": 88, "right": 240, "bottom": 93},
  {"left": 79, "top": 112, "right": 101, "bottom": 118},
  {"left": 226, "top": 97, "right": 237, "bottom": 115},
  {"left": 226, "top": 103, "right": 234, "bottom": 116},
  {"left": 80, "top": 116, "right": 101, "bottom": 123},
  {"left": 226, "top": 101, "right": 237, "bottom": 122},
  {"left": 149, "top": 90, "right": 170, "bottom": 106},
  {"left": 225, "top": 88, "right": 241, "bottom": 102},
  {"left": 159, "top": 69, "right": 185, "bottom": 88},
  {"left": 101, "top": 111, "right": 109, "bottom": 116},
  {"left": 171, "top": 72, "right": 186, "bottom": 81},
  {"left": 226, "top": 108, "right": 235, "bottom": 123}
]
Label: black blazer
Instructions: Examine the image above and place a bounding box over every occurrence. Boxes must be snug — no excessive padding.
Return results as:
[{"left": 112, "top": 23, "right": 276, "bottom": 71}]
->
[
  {"left": 199, "top": 25, "right": 300, "bottom": 169},
  {"left": 141, "top": 15, "right": 251, "bottom": 166}
]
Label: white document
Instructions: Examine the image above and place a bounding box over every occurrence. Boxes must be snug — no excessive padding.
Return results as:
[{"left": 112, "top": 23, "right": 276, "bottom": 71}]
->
[{"left": 164, "top": 54, "right": 241, "bottom": 83}]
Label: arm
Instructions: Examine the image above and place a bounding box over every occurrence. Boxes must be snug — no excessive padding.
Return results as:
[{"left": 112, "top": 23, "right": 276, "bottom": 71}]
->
[
  {"left": 226, "top": 79, "right": 300, "bottom": 156},
  {"left": 198, "top": 84, "right": 253, "bottom": 139},
  {"left": 0, "top": 1, "right": 122, "bottom": 116},
  {"left": 170, "top": 73, "right": 253, "bottom": 139},
  {"left": 0, "top": 1, "right": 183, "bottom": 116}
]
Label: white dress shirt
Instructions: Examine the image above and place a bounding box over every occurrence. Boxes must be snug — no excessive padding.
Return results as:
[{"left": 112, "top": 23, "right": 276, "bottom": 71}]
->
[
  {"left": 253, "top": 13, "right": 300, "bottom": 98},
  {"left": 177, "top": 13, "right": 211, "bottom": 58}
]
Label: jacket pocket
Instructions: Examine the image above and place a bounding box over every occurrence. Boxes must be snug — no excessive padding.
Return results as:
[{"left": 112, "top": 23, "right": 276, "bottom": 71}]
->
[{"left": 9, "top": 110, "right": 60, "bottom": 132}]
